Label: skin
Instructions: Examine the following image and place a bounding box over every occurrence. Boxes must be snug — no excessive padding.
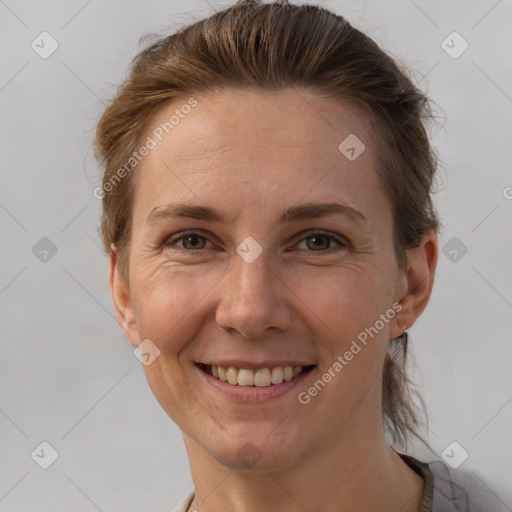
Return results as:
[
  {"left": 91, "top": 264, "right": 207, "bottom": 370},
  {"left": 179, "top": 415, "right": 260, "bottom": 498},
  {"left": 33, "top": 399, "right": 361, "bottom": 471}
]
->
[{"left": 109, "top": 88, "right": 438, "bottom": 512}]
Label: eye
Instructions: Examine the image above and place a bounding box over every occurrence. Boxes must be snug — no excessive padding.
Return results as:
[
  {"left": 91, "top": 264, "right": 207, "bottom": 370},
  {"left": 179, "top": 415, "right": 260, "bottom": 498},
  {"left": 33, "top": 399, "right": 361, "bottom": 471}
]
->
[
  {"left": 294, "top": 231, "right": 346, "bottom": 252},
  {"left": 164, "top": 231, "right": 213, "bottom": 251},
  {"left": 163, "top": 230, "right": 346, "bottom": 253}
]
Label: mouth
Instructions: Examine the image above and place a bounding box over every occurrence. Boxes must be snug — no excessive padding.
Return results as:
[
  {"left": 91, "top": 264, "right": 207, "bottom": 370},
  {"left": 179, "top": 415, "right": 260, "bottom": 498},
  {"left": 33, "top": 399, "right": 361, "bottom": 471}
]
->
[{"left": 196, "top": 362, "right": 316, "bottom": 387}]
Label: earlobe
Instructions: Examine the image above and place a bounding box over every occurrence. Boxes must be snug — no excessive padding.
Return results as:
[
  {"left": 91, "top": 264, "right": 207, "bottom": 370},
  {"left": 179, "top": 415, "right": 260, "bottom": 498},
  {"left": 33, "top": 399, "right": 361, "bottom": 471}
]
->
[
  {"left": 391, "top": 230, "right": 438, "bottom": 338},
  {"left": 108, "top": 245, "right": 139, "bottom": 347}
]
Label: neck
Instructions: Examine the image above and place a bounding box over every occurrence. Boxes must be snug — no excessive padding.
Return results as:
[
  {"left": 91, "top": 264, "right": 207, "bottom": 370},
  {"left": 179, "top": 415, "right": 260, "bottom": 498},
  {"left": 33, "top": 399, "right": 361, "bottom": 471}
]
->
[{"left": 183, "top": 420, "right": 424, "bottom": 512}]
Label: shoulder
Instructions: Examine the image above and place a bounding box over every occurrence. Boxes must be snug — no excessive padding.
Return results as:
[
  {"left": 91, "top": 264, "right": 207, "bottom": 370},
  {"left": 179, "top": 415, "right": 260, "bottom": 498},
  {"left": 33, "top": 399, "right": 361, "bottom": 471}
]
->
[
  {"left": 404, "top": 453, "right": 508, "bottom": 512},
  {"left": 427, "top": 458, "right": 508, "bottom": 512},
  {"left": 171, "top": 489, "right": 195, "bottom": 512}
]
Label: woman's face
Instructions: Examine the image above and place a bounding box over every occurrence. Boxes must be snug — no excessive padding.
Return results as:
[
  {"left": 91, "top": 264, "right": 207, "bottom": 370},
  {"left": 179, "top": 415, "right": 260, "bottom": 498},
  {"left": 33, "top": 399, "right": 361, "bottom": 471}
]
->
[{"left": 112, "top": 88, "right": 419, "bottom": 470}]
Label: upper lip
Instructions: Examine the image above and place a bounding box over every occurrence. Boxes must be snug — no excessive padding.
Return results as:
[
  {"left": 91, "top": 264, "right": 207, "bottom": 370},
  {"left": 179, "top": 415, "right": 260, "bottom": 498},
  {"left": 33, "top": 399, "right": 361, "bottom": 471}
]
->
[{"left": 196, "top": 360, "right": 316, "bottom": 369}]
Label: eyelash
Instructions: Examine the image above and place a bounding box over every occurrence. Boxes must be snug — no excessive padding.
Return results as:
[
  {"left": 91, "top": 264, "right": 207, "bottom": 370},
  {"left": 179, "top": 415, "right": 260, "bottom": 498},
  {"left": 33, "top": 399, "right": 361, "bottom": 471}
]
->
[{"left": 163, "top": 230, "right": 347, "bottom": 253}]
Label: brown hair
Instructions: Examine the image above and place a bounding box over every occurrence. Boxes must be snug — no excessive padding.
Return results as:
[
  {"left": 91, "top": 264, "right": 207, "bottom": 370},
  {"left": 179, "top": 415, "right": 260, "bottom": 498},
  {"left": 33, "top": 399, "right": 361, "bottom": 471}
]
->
[{"left": 94, "top": 0, "right": 439, "bottom": 448}]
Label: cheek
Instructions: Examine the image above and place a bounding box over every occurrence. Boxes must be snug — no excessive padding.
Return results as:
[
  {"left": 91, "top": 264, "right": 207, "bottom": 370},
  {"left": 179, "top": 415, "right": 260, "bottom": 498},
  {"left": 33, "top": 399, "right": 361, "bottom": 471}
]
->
[
  {"left": 132, "top": 257, "right": 395, "bottom": 352},
  {"left": 291, "top": 263, "right": 393, "bottom": 343},
  {"left": 131, "top": 266, "right": 220, "bottom": 352},
  {"left": 291, "top": 266, "right": 392, "bottom": 403}
]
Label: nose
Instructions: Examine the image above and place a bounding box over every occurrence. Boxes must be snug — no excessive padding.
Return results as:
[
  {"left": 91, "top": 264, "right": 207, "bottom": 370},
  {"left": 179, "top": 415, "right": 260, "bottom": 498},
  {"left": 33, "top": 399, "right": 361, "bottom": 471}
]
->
[{"left": 215, "top": 250, "right": 291, "bottom": 339}]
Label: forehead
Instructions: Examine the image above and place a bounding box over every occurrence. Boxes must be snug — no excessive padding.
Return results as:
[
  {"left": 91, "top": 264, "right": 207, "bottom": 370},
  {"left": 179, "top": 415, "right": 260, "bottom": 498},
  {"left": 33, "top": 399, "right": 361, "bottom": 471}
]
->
[
  {"left": 132, "top": 88, "right": 387, "bottom": 225},
  {"left": 143, "top": 87, "right": 373, "bottom": 158}
]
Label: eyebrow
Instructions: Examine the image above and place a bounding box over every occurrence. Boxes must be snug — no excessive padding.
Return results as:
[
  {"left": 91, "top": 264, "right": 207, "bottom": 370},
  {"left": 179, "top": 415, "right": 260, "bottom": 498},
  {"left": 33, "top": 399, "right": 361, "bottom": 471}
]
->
[{"left": 146, "top": 201, "right": 367, "bottom": 226}]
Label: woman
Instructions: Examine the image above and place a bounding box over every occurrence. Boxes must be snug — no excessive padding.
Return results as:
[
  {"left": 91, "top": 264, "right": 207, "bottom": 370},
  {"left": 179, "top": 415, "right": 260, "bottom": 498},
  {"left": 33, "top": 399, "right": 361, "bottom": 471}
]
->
[{"left": 93, "top": 1, "right": 495, "bottom": 510}]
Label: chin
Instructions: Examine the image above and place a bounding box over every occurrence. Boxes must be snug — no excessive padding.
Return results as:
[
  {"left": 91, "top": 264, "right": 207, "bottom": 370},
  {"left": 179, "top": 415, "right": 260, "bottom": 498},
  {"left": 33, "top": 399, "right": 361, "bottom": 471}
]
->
[{"left": 204, "top": 424, "right": 310, "bottom": 472}]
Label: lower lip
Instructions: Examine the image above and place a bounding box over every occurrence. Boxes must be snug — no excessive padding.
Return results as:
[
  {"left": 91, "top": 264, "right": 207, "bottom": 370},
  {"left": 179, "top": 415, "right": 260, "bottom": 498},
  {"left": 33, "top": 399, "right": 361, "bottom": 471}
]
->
[{"left": 194, "top": 364, "right": 316, "bottom": 403}]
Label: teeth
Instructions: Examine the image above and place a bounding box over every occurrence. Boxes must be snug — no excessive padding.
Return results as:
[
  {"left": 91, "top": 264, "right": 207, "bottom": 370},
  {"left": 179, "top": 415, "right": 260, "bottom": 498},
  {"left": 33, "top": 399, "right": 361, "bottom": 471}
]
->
[
  {"left": 205, "top": 365, "right": 307, "bottom": 387},
  {"left": 238, "top": 368, "right": 254, "bottom": 386},
  {"left": 254, "top": 368, "right": 271, "bottom": 387},
  {"left": 283, "top": 367, "right": 293, "bottom": 381},
  {"left": 226, "top": 367, "right": 238, "bottom": 385},
  {"left": 271, "top": 367, "right": 283, "bottom": 384}
]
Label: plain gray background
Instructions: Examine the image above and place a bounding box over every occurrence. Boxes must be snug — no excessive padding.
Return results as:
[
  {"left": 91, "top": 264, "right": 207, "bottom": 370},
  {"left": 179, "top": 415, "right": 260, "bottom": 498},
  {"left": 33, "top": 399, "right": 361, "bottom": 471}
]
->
[{"left": 1, "top": 0, "right": 511, "bottom": 510}]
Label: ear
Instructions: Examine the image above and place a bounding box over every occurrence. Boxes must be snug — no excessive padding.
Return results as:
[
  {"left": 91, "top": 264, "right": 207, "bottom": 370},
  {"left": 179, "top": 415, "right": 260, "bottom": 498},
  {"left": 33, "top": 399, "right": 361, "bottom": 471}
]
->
[
  {"left": 390, "top": 229, "right": 438, "bottom": 338},
  {"left": 109, "top": 244, "right": 139, "bottom": 347}
]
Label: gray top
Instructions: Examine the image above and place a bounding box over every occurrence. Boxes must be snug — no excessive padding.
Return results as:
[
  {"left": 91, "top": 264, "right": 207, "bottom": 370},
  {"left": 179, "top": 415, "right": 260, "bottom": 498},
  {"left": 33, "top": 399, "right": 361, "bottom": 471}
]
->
[
  {"left": 400, "top": 453, "right": 508, "bottom": 511},
  {"left": 171, "top": 453, "right": 507, "bottom": 511}
]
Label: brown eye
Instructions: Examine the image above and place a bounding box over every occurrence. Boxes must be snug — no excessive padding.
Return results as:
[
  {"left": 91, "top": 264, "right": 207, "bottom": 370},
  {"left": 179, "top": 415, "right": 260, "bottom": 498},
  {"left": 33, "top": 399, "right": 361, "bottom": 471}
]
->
[
  {"left": 306, "top": 234, "right": 330, "bottom": 251},
  {"left": 165, "top": 231, "right": 213, "bottom": 250},
  {"left": 295, "top": 231, "right": 346, "bottom": 252},
  {"left": 181, "top": 234, "right": 207, "bottom": 250}
]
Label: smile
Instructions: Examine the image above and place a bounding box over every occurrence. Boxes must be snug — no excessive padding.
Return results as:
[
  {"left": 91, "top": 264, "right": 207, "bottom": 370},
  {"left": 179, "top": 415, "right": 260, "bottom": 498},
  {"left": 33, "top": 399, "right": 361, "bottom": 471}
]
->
[{"left": 196, "top": 363, "right": 316, "bottom": 387}]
